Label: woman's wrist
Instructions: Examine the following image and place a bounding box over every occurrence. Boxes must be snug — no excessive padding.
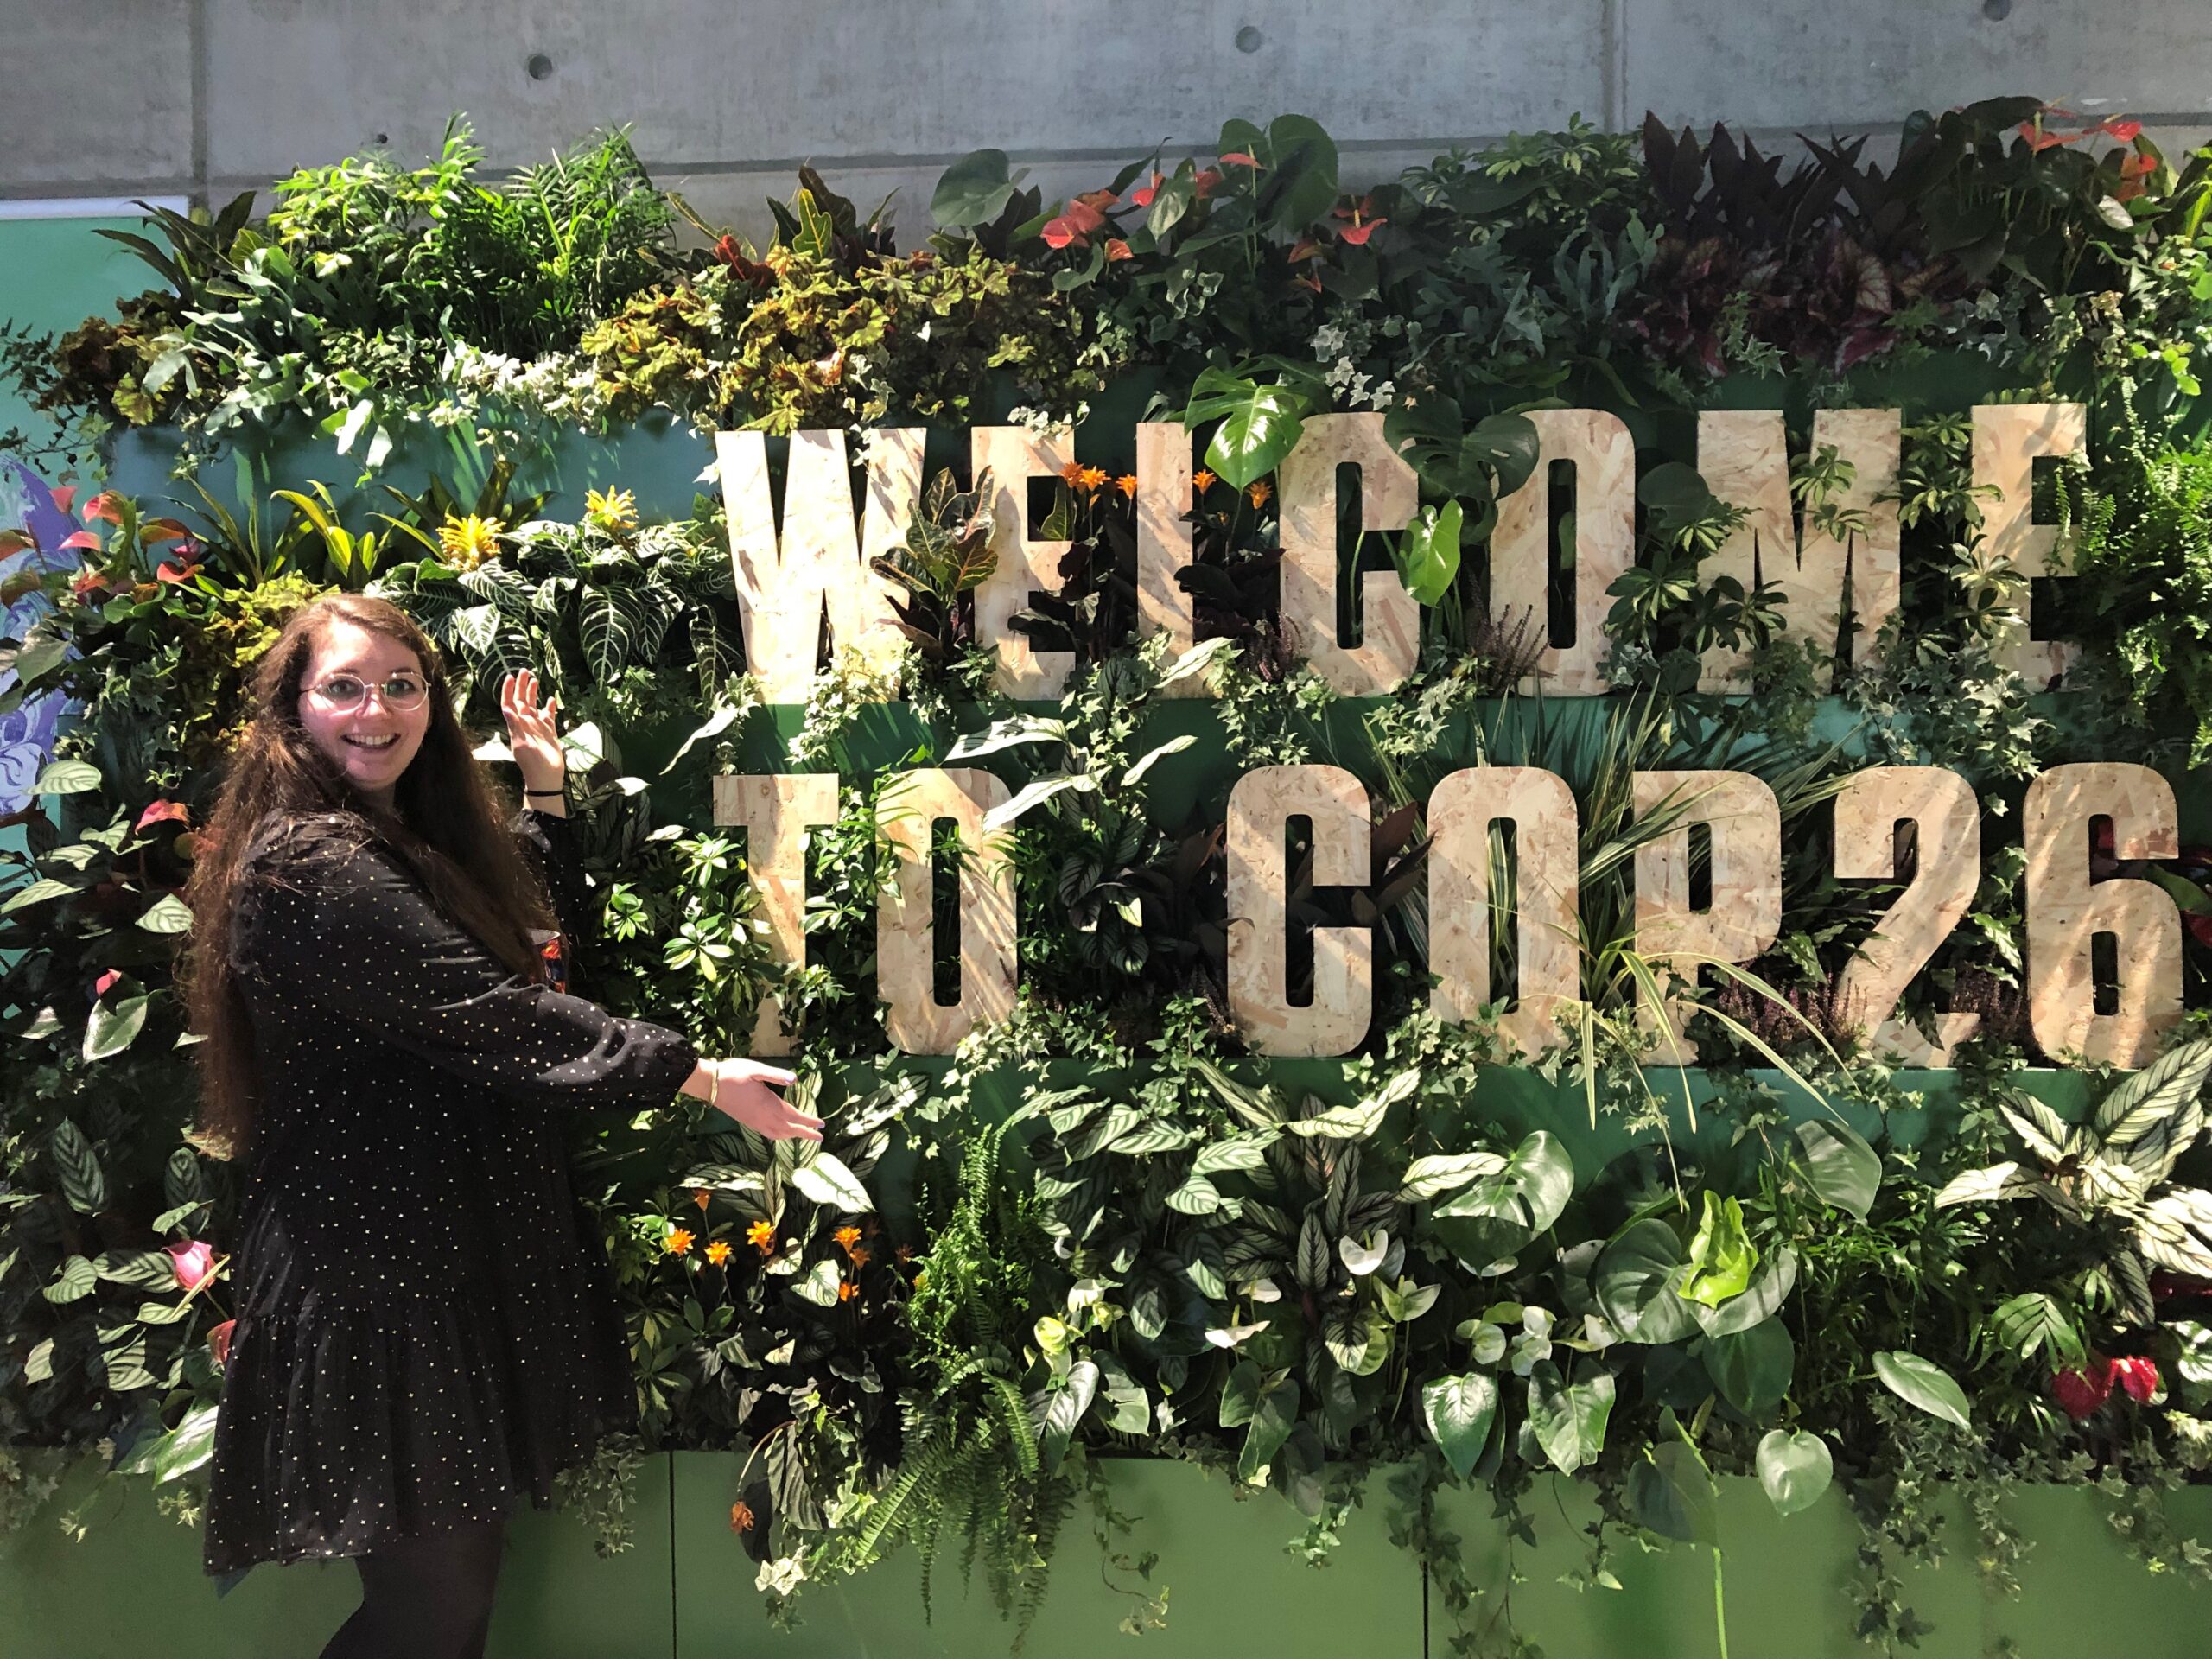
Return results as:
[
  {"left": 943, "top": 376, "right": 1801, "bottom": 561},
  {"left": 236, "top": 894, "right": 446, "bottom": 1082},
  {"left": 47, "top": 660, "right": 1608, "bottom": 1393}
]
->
[{"left": 679, "top": 1058, "right": 717, "bottom": 1102}]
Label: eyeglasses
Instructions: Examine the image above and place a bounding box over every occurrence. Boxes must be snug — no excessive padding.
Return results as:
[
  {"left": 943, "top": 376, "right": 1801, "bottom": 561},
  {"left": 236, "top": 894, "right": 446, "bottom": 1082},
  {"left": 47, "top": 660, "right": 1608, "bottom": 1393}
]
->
[{"left": 306, "top": 673, "right": 429, "bottom": 713}]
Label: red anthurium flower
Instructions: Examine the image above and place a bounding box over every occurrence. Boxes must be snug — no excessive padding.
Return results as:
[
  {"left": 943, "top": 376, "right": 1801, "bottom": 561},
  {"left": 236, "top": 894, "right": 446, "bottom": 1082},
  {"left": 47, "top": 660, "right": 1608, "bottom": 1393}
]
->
[
  {"left": 71, "top": 569, "right": 109, "bottom": 601},
  {"left": 93, "top": 969, "right": 122, "bottom": 997},
  {"left": 208, "top": 1319, "right": 236, "bottom": 1370},
  {"left": 2018, "top": 122, "right": 2083, "bottom": 153},
  {"left": 1193, "top": 168, "right": 1222, "bottom": 199},
  {"left": 81, "top": 493, "right": 125, "bottom": 524},
  {"left": 1105, "top": 238, "right": 1133, "bottom": 262},
  {"left": 2053, "top": 1360, "right": 2114, "bottom": 1421},
  {"left": 59, "top": 530, "right": 102, "bottom": 551},
  {"left": 1219, "top": 151, "right": 1262, "bottom": 168},
  {"left": 168, "top": 1240, "right": 217, "bottom": 1294},
  {"left": 1130, "top": 172, "right": 1163, "bottom": 208},
  {"left": 2099, "top": 118, "right": 2145, "bottom": 143},
  {"left": 136, "top": 799, "right": 189, "bottom": 832},
  {"left": 48, "top": 486, "right": 74, "bottom": 517},
  {"left": 1338, "top": 216, "right": 1388, "bottom": 246},
  {"left": 1287, "top": 235, "right": 1323, "bottom": 263},
  {"left": 1042, "top": 194, "right": 1112, "bottom": 250},
  {"left": 2113, "top": 1356, "right": 2160, "bottom": 1402},
  {"left": 156, "top": 557, "right": 203, "bottom": 585}
]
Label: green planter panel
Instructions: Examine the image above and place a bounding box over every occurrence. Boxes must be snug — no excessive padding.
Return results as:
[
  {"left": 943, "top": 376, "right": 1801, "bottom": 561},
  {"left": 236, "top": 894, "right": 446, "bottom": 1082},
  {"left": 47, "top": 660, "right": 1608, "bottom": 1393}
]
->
[
  {"left": 0, "top": 1452, "right": 676, "bottom": 1659},
  {"left": 668, "top": 1452, "right": 1424, "bottom": 1659}
]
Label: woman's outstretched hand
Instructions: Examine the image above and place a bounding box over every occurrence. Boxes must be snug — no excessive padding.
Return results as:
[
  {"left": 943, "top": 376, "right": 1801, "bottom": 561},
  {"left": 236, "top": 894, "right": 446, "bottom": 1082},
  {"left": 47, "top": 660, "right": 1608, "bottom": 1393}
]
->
[
  {"left": 499, "top": 668, "right": 566, "bottom": 796},
  {"left": 685, "top": 1058, "right": 821, "bottom": 1141}
]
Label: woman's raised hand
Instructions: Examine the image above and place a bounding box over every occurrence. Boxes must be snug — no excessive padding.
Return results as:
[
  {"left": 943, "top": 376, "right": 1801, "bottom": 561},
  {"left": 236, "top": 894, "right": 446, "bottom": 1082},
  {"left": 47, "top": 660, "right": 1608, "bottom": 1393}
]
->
[
  {"left": 702, "top": 1058, "right": 821, "bottom": 1141},
  {"left": 499, "top": 668, "right": 566, "bottom": 794}
]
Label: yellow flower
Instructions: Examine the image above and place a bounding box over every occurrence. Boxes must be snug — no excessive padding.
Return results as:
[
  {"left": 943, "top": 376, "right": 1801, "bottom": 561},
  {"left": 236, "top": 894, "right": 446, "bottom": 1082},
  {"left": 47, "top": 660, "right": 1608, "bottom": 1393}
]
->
[
  {"left": 1077, "top": 465, "right": 1111, "bottom": 494},
  {"left": 746, "top": 1219, "right": 777, "bottom": 1255},
  {"left": 833, "top": 1224, "right": 863, "bottom": 1252},
  {"left": 1192, "top": 469, "right": 1217, "bottom": 494},
  {"left": 664, "top": 1226, "right": 695, "bottom": 1257},
  {"left": 837, "top": 1280, "right": 859, "bottom": 1302},
  {"left": 1246, "top": 480, "right": 1273, "bottom": 510},
  {"left": 585, "top": 486, "right": 637, "bottom": 535},
  {"left": 436, "top": 514, "right": 505, "bottom": 570},
  {"left": 1116, "top": 473, "right": 1140, "bottom": 499},
  {"left": 705, "top": 1239, "right": 734, "bottom": 1267}
]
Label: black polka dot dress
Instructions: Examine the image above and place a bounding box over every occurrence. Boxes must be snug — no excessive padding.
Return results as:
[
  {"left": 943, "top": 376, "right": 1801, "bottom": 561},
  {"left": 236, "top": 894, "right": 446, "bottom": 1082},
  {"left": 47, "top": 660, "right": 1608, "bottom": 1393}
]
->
[{"left": 201, "top": 809, "right": 698, "bottom": 1576}]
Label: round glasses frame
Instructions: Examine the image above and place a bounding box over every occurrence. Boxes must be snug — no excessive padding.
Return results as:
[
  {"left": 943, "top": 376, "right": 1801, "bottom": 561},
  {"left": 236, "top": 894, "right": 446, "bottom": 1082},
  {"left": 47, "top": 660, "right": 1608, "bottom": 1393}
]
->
[{"left": 305, "top": 673, "right": 429, "bottom": 714}]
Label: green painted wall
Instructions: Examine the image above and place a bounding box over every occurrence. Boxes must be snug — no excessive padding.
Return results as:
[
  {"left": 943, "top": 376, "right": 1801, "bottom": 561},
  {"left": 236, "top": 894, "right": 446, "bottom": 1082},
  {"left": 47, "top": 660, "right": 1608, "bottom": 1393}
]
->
[{"left": 4, "top": 1453, "right": 2210, "bottom": 1659}]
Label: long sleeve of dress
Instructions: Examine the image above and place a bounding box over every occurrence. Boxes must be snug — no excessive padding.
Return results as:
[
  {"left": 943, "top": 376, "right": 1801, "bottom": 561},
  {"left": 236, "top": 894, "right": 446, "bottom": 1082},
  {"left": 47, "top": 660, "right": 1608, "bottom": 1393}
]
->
[
  {"left": 233, "top": 816, "right": 697, "bottom": 1111},
  {"left": 514, "top": 806, "right": 592, "bottom": 946}
]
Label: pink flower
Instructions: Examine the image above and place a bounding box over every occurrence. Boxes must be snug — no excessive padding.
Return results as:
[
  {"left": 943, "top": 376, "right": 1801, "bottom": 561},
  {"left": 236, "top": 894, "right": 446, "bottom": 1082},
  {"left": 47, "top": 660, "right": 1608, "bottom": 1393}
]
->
[
  {"left": 1130, "top": 171, "right": 1163, "bottom": 208},
  {"left": 81, "top": 493, "right": 125, "bottom": 524},
  {"left": 168, "top": 1240, "right": 216, "bottom": 1294},
  {"left": 135, "top": 799, "right": 189, "bottom": 832},
  {"left": 1218, "top": 151, "right": 1262, "bottom": 168},
  {"left": 48, "top": 486, "right": 75, "bottom": 517},
  {"left": 2113, "top": 1356, "right": 2160, "bottom": 1402},
  {"left": 1041, "top": 188, "right": 1116, "bottom": 251},
  {"left": 208, "top": 1319, "right": 236, "bottom": 1369},
  {"left": 93, "top": 969, "right": 122, "bottom": 997}
]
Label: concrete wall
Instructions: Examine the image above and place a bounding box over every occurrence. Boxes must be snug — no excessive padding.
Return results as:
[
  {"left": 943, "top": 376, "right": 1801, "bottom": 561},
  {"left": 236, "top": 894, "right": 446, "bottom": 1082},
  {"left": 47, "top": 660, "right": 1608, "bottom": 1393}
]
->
[{"left": 7, "top": 1, "right": 2212, "bottom": 242}]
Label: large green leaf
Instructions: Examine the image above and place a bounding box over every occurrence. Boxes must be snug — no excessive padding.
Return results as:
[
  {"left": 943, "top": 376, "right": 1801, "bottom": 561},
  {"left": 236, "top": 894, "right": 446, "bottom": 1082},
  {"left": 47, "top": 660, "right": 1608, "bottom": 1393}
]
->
[
  {"left": 33, "top": 759, "right": 102, "bottom": 795},
  {"left": 1093, "top": 1353, "right": 1151, "bottom": 1434},
  {"left": 1795, "top": 1119, "right": 1881, "bottom": 1220},
  {"left": 2096, "top": 1036, "right": 2212, "bottom": 1144},
  {"left": 1421, "top": 1372, "right": 1499, "bottom": 1480},
  {"left": 1395, "top": 501, "right": 1463, "bottom": 607},
  {"left": 83, "top": 992, "right": 149, "bottom": 1062},
  {"left": 1703, "top": 1319, "right": 1793, "bottom": 1416},
  {"left": 1031, "top": 1359, "right": 1098, "bottom": 1473},
  {"left": 788, "top": 1150, "right": 873, "bottom": 1214},
  {"left": 931, "top": 149, "right": 1021, "bottom": 228},
  {"left": 1526, "top": 1362, "right": 1615, "bottom": 1474},
  {"left": 1594, "top": 1219, "right": 1700, "bottom": 1344},
  {"left": 1238, "top": 1379, "right": 1300, "bottom": 1482},
  {"left": 95, "top": 1249, "right": 178, "bottom": 1289},
  {"left": 119, "top": 1402, "right": 221, "bottom": 1483},
  {"left": 48, "top": 1120, "right": 106, "bottom": 1214},
  {"left": 1873, "top": 1351, "right": 1972, "bottom": 1429},
  {"left": 42, "top": 1255, "right": 96, "bottom": 1304},
  {"left": 1703, "top": 1246, "right": 1798, "bottom": 1338},
  {"left": 1433, "top": 1131, "right": 1573, "bottom": 1233},
  {"left": 1398, "top": 1151, "right": 1506, "bottom": 1201},
  {"left": 1629, "top": 1440, "right": 1719, "bottom": 1545},
  {"left": 1756, "top": 1428, "right": 1834, "bottom": 1516},
  {"left": 1184, "top": 368, "right": 1310, "bottom": 489}
]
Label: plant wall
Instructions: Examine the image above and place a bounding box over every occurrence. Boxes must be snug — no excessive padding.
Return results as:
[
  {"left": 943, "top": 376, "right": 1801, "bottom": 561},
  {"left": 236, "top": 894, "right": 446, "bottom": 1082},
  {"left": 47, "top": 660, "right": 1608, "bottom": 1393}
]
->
[{"left": 8, "top": 98, "right": 2212, "bottom": 1656}]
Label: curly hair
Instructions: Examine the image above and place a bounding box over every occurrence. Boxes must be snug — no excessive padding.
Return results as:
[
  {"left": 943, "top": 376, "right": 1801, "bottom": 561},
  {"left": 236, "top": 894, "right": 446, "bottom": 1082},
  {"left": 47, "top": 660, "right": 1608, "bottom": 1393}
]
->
[{"left": 181, "top": 594, "right": 554, "bottom": 1154}]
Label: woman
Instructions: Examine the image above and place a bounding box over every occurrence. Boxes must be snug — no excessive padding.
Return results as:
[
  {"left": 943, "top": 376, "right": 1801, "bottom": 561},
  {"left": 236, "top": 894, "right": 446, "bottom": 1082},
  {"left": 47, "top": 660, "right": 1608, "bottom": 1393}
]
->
[{"left": 183, "top": 593, "right": 818, "bottom": 1658}]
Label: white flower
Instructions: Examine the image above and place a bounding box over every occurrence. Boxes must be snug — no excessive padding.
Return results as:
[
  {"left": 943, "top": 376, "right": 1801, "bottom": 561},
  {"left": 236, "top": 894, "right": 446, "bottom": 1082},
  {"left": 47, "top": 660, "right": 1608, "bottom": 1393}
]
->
[
  {"left": 1249, "top": 1275, "right": 1284, "bottom": 1303},
  {"left": 1469, "top": 1320, "right": 1508, "bottom": 1366}
]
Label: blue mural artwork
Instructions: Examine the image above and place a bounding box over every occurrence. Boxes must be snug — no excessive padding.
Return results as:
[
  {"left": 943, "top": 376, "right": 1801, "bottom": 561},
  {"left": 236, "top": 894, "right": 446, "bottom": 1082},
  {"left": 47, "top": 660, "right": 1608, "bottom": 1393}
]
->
[{"left": 0, "top": 463, "right": 86, "bottom": 815}]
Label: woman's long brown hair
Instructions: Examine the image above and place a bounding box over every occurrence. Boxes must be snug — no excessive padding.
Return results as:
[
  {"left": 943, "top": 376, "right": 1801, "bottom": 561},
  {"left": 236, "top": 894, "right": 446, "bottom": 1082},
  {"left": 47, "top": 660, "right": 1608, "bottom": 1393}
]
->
[{"left": 182, "top": 594, "right": 555, "bottom": 1156}]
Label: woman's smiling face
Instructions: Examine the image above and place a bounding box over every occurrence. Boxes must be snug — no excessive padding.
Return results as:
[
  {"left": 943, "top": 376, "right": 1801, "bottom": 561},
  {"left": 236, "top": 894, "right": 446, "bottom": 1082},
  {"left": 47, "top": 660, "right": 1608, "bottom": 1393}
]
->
[{"left": 295, "top": 619, "right": 431, "bottom": 804}]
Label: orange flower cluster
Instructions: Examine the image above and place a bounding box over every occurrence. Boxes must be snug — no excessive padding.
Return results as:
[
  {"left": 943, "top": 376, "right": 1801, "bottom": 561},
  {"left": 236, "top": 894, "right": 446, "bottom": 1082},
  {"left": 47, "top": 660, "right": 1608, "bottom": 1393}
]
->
[
  {"left": 729, "top": 1501, "right": 756, "bottom": 1534},
  {"left": 746, "top": 1218, "right": 777, "bottom": 1255},
  {"left": 1247, "top": 480, "right": 1273, "bottom": 509},
  {"left": 837, "top": 1281, "right": 859, "bottom": 1302},
  {"left": 664, "top": 1227, "right": 695, "bottom": 1257},
  {"left": 705, "top": 1239, "right": 734, "bottom": 1267},
  {"left": 1192, "top": 469, "right": 1217, "bottom": 495}
]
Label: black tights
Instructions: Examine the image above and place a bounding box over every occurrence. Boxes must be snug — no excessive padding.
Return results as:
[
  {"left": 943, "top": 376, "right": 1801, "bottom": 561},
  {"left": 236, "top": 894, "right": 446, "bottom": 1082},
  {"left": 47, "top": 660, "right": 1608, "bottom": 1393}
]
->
[{"left": 319, "top": 1519, "right": 506, "bottom": 1659}]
